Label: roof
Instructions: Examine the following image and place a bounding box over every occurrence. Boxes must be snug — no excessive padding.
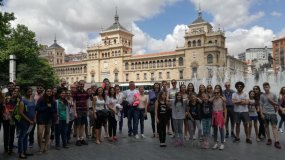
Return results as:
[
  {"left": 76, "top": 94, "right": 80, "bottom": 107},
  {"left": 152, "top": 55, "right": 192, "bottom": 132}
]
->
[
  {"left": 49, "top": 39, "right": 64, "bottom": 49},
  {"left": 104, "top": 12, "right": 128, "bottom": 32},
  {"left": 131, "top": 51, "right": 176, "bottom": 58},
  {"left": 192, "top": 10, "right": 207, "bottom": 24},
  {"left": 272, "top": 36, "right": 285, "bottom": 42}
]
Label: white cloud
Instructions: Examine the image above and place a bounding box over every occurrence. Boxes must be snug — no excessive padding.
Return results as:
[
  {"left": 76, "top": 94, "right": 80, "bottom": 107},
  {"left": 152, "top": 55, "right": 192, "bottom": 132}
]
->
[
  {"left": 226, "top": 26, "right": 275, "bottom": 55},
  {"left": 131, "top": 23, "right": 186, "bottom": 54},
  {"left": 3, "top": 0, "right": 178, "bottom": 53},
  {"left": 271, "top": 11, "right": 282, "bottom": 17},
  {"left": 189, "top": 0, "right": 265, "bottom": 29}
]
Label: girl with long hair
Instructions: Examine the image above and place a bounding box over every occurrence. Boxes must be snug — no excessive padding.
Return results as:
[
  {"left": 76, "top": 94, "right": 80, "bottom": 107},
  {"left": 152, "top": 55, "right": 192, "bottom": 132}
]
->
[{"left": 155, "top": 91, "right": 168, "bottom": 147}]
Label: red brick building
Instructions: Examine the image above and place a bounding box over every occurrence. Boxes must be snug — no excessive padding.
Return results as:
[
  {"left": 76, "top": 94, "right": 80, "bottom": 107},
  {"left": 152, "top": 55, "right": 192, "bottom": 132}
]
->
[{"left": 272, "top": 37, "right": 285, "bottom": 72}]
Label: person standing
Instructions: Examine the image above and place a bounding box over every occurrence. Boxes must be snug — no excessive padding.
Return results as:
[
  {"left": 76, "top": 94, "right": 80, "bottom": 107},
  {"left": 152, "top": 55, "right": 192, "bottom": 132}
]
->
[
  {"left": 232, "top": 81, "right": 251, "bottom": 144},
  {"left": 278, "top": 87, "right": 285, "bottom": 132},
  {"left": 260, "top": 82, "right": 281, "bottom": 149},
  {"left": 3, "top": 88, "right": 19, "bottom": 154},
  {"left": 168, "top": 79, "right": 178, "bottom": 137},
  {"left": 148, "top": 83, "right": 160, "bottom": 137},
  {"left": 73, "top": 80, "right": 89, "bottom": 146},
  {"left": 135, "top": 86, "right": 148, "bottom": 139},
  {"left": 253, "top": 85, "right": 266, "bottom": 139},
  {"left": 123, "top": 81, "right": 139, "bottom": 137},
  {"left": 115, "top": 85, "right": 124, "bottom": 133},
  {"left": 18, "top": 87, "right": 35, "bottom": 159},
  {"left": 93, "top": 87, "right": 107, "bottom": 144},
  {"left": 171, "top": 92, "right": 186, "bottom": 146},
  {"left": 223, "top": 82, "right": 236, "bottom": 138},
  {"left": 200, "top": 94, "right": 213, "bottom": 149},
  {"left": 248, "top": 90, "right": 260, "bottom": 142},
  {"left": 106, "top": 87, "right": 119, "bottom": 142},
  {"left": 211, "top": 89, "right": 227, "bottom": 150},
  {"left": 36, "top": 87, "right": 57, "bottom": 153},
  {"left": 155, "top": 91, "right": 168, "bottom": 147},
  {"left": 55, "top": 89, "right": 70, "bottom": 150},
  {"left": 66, "top": 90, "right": 75, "bottom": 143}
]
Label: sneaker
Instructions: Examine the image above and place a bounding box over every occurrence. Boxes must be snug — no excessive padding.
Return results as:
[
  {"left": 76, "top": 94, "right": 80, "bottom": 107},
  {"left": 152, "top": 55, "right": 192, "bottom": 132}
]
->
[
  {"left": 170, "top": 134, "right": 175, "bottom": 138},
  {"left": 152, "top": 133, "right": 156, "bottom": 138},
  {"left": 231, "top": 132, "right": 236, "bottom": 138},
  {"left": 225, "top": 131, "right": 229, "bottom": 138},
  {"left": 279, "top": 128, "right": 284, "bottom": 133},
  {"left": 256, "top": 138, "right": 261, "bottom": 142},
  {"left": 266, "top": 139, "right": 272, "bottom": 145},
  {"left": 205, "top": 141, "right": 209, "bottom": 149},
  {"left": 135, "top": 135, "right": 140, "bottom": 139},
  {"left": 113, "top": 136, "right": 118, "bottom": 141},
  {"left": 141, "top": 134, "right": 146, "bottom": 139},
  {"left": 274, "top": 141, "right": 282, "bottom": 149},
  {"left": 76, "top": 140, "right": 82, "bottom": 146},
  {"left": 193, "top": 136, "right": 197, "bottom": 140},
  {"left": 246, "top": 138, "right": 252, "bottom": 144},
  {"left": 63, "top": 145, "right": 69, "bottom": 149},
  {"left": 212, "top": 143, "right": 218, "bottom": 149},
  {"left": 128, "top": 133, "right": 132, "bottom": 137},
  {"left": 233, "top": 137, "right": 240, "bottom": 143},
  {"left": 81, "top": 140, "right": 88, "bottom": 145},
  {"left": 219, "top": 144, "right": 225, "bottom": 150}
]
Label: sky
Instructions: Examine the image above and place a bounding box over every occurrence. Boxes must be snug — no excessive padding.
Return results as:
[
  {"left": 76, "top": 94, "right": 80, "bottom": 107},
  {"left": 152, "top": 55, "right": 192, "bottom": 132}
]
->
[{"left": 2, "top": 0, "right": 285, "bottom": 56}]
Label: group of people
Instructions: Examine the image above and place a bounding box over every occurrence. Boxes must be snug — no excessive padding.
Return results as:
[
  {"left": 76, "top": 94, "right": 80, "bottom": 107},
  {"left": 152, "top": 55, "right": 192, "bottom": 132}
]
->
[{"left": 0, "top": 79, "right": 284, "bottom": 159}]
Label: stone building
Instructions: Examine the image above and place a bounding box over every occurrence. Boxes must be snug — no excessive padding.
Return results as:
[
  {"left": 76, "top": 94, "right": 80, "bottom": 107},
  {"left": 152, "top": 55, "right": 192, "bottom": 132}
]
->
[
  {"left": 272, "top": 36, "right": 285, "bottom": 72},
  {"left": 46, "top": 9, "right": 246, "bottom": 85}
]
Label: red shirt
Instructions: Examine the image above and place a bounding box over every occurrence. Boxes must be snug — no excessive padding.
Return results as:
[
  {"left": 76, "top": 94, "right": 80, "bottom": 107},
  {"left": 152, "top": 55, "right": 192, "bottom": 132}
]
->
[{"left": 73, "top": 89, "right": 89, "bottom": 112}]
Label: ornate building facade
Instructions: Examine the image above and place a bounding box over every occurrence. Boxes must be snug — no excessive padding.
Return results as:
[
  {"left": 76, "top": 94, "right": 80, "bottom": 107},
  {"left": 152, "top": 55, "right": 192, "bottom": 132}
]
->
[{"left": 46, "top": 10, "right": 246, "bottom": 85}]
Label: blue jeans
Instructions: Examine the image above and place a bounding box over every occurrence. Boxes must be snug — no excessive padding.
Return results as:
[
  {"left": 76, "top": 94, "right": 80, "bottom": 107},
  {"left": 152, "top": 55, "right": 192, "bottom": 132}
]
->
[
  {"left": 55, "top": 120, "right": 68, "bottom": 147},
  {"left": 127, "top": 107, "right": 138, "bottom": 135},
  {"left": 18, "top": 122, "right": 29, "bottom": 154},
  {"left": 137, "top": 108, "right": 145, "bottom": 134}
]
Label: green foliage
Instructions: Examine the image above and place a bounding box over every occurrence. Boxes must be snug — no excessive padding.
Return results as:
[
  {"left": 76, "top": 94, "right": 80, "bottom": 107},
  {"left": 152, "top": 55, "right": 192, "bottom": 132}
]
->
[{"left": 0, "top": 6, "right": 59, "bottom": 87}]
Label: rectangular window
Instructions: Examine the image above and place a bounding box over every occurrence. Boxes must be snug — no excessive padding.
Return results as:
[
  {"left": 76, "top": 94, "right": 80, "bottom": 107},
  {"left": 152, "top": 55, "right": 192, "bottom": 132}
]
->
[
  {"left": 179, "top": 70, "right": 183, "bottom": 79},
  {"left": 126, "top": 73, "right": 129, "bottom": 82},
  {"left": 159, "top": 72, "right": 162, "bottom": 79},
  {"left": 115, "top": 73, "right": 118, "bottom": 82},
  {"left": 151, "top": 73, "right": 154, "bottom": 81},
  {"left": 144, "top": 73, "right": 147, "bottom": 80},
  {"left": 167, "top": 72, "right": 170, "bottom": 79},
  {"left": 137, "top": 73, "right": 140, "bottom": 80}
]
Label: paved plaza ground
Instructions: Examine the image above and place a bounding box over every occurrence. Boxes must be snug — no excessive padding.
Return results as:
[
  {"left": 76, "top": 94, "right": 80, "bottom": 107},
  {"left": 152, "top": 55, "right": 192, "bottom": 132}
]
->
[{"left": 0, "top": 117, "right": 284, "bottom": 160}]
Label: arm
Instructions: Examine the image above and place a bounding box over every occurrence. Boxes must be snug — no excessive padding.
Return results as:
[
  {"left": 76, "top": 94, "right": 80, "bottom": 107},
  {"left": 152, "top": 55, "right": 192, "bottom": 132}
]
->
[
  {"left": 155, "top": 100, "right": 159, "bottom": 123},
  {"left": 144, "top": 96, "right": 148, "bottom": 114},
  {"left": 19, "top": 102, "right": 33, "bottom": 124},
  {"left": 92, "top": 96, "right": 97, "bottom": 118},
  {"left": 223, "top": 101, "right": 227, "bottom": 122}
]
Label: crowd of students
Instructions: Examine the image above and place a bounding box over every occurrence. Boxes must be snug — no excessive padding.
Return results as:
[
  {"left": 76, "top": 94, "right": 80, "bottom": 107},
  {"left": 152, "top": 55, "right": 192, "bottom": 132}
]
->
[{"left": 0, "top": 79, "right": 284, "bottom": 159}]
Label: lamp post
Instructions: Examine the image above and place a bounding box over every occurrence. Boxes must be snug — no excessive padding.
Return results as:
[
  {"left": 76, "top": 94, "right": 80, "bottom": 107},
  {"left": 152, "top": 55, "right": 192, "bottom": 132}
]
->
[{"left": 9, "top": 55, "right": 16, "bottom": 83}]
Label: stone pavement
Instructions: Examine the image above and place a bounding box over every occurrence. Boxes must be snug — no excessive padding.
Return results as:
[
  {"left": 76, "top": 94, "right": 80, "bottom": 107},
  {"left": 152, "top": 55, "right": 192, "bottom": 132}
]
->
[{"left": 0, "top": 117, "right": 284, "bottom": 160}]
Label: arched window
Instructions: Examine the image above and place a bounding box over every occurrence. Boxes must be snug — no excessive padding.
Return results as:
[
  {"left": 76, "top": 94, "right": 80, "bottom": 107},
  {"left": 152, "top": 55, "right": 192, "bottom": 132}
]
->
[
  {"left": 157, "top": 60, "right": 160, "bottom": 68},
  {"left": 179, "top": 57, "right": 184, "bottom": 66},
  {"left": 149, "top": 61, "right": 152, "bottom": 68},
  {"left": 208, "top": 40, "right": 212, "bottom": 44},
  {"left": 192, "top": 40, "right": 196, "bottom": 47},
  {"left": 114, "top": 39, "right": 116, "bottom": 44},
  {"left": 164, "top": 59, "right": 168, "bottom": 67},
  {"left": 125, "top": 63, "right": 129, "bottom": 70},
  {"left": 131, "top": 63, "right": 134, "bottom": 70},
  {"left": 145, "top": 62, "right": 148, "bottom": 68},
  {"left": 197, "top": 40, "right": 201, "bottom": 46},
  {"left": 207, "top": 54, "right": 213, "bottom": 64},
  {"left": 153, "top": 61, "right": 156, "bottom": 68},
  {"left": 160, "top": 60, "right": 164, "bottom": 67},
  {"left": 173, "top": 58, "right": 176, "bottom": 66},
  {"left": 168, "top": 59, "right": 172, "bottom": 67},
  {"left": 138, "top": 62, "right": 141, "bottom": 69},
  {"left": 135, "top": 62, "right": 137, "bottom": 69},
  {"left": 188, "top": 41, "right": 192, "bottom": 47}
]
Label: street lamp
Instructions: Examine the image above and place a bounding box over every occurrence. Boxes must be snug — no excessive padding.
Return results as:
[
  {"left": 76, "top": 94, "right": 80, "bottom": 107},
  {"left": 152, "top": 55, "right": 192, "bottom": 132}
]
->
[{"left": 9, "top": 55, "right": 16, "bottom": 83}]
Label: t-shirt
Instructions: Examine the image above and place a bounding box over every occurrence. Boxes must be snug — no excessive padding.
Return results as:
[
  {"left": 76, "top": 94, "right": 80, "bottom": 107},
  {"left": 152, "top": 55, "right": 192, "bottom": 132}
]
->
[
  {"left": 260, "top": 92, "right": 277, "bottom": 115},
  {"left": 123, "top": 89, "right": 139, "bottom": 105},
  {"left": 232, "top": 92, "right": 249, "bottom": 112},
  {"left": 73, "top": 89, "right": 89, "bottom": 112},
  {"left": 212, "top": 97, "right": 225, "bottom": 112},
  {"left": 188, "top": 102, "right": 201, "bottom": 120},
  {"left": 200, "top": 102, "right": 213, "bottom": 119},
  {"left": 57, "top": 100, "right": 67, "bottom": 121},
  {"left": 95, "top": 96, "right": 105, "bottom": 111},
  {"left": 171, "top": 100, "right": 186, "bottom": 119},
  {"left": 22, "top": 97, "right": 36, "bottom": 121},
  {"left": 168, "top": 88, "right": 178, "bottom": 100},
  {"left": 248, "top": 99, "right": 258, "bottom": 117}
]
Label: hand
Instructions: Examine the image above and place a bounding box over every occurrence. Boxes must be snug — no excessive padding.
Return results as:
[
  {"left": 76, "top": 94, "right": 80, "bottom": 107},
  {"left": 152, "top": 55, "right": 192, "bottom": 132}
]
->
[
  {"left": 48, "top": 103, "right": 51, "bottom": 108},
  {"left": 93, "top": 112, "right": 97, "bottom": 119},
  {"left": 74, "top": 112, "right": 78, "bottom": 119},
  {"left": 29, "top": 120, "right": 35, "bottom": 125},
  {"left": 144, "top": 112, "right": 147, "bottom": 117},
  {"left": 156, "top": 118, "right": 159, "bottom": 124},
  {"left": 260, "top": 114, "right": 265, "bottom": 119}
]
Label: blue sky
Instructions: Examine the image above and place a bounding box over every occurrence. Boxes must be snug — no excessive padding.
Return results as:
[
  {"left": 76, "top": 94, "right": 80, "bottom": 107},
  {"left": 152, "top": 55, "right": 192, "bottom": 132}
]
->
[{"left": 3, "top": 0, "right": 285, "bottom": 55}]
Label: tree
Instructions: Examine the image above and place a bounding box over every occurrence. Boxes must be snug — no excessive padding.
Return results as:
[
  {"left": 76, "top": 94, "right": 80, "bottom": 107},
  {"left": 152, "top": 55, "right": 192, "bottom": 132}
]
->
[{"left": 0, "top": 3, "right": 59, "bottom": 87}]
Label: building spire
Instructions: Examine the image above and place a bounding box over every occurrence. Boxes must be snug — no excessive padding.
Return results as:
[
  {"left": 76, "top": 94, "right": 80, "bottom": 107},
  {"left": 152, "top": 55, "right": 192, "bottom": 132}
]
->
[
  {"left": 198, "top": 2, "right": 202, "bottom": 18},
  {"left": 114, "top": 6, "right": 119, "bottom": 23},
  {"left": 54, "top": 33, "right": 57, "bottom": 43}
]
